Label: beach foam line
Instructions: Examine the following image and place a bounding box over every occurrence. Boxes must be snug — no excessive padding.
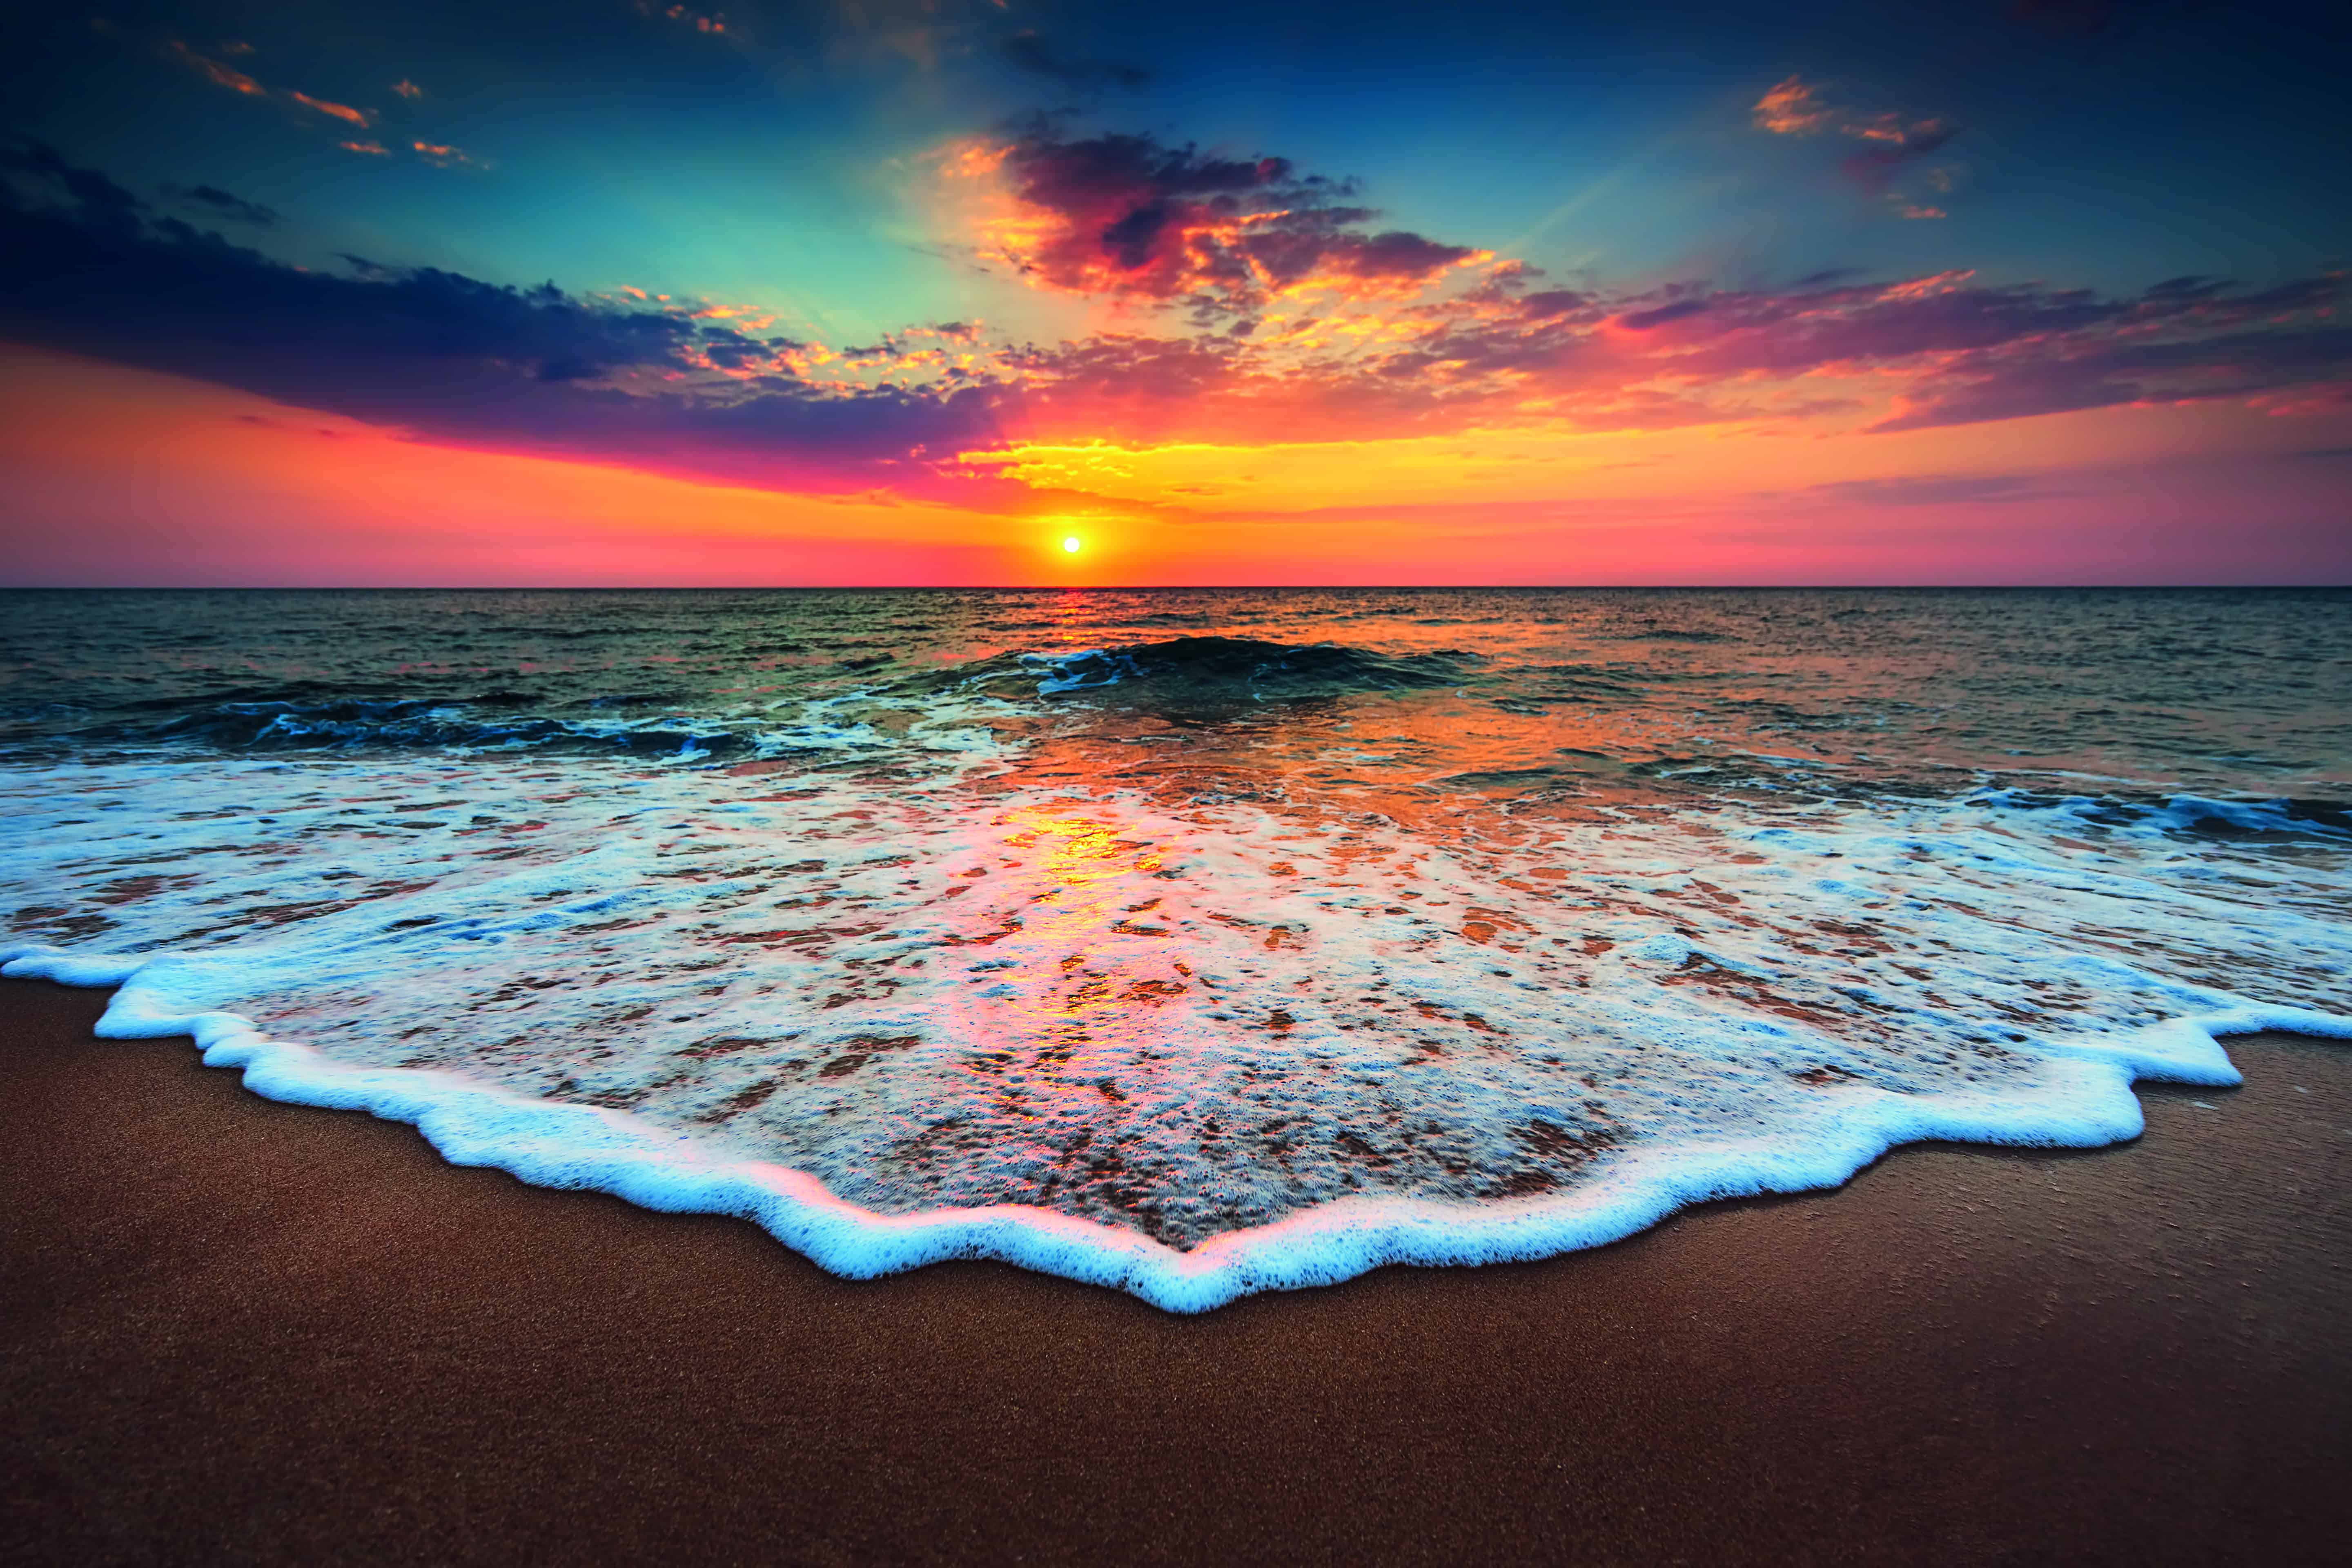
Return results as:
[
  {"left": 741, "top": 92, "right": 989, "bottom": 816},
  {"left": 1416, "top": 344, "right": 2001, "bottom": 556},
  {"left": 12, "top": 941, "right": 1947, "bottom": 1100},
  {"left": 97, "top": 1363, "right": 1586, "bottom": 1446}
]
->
[{"left": 10, "top": 939, "right": 2345, "bottom": 1313}]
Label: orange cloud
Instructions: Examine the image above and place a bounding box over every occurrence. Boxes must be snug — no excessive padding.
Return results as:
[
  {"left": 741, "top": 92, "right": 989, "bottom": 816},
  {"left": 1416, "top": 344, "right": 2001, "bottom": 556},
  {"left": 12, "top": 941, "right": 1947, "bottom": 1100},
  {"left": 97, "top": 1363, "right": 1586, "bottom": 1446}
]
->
[
  {"left": 1753, "top": 76, "right": 1835, "bottom": 136},
  {"left": 290, "top": 91, "right": 371, "bottom": 127},
  {"left": 168, "top": 41, "right": 265, "bottom": 98},
  {"left": 168, "top": 41, "right": 376, "bottom": 129},
  {"left": 412, "top": 141, "right": 487, "bottom": 170},
  {"left": 340, "top": 139, "right": 390, "bottom": 156},
  {"left": 391, "top": 79, "right": 423, "bottom": 99},
  {"left": 635, "top": 1, "right": 728, "bottom": 35}
]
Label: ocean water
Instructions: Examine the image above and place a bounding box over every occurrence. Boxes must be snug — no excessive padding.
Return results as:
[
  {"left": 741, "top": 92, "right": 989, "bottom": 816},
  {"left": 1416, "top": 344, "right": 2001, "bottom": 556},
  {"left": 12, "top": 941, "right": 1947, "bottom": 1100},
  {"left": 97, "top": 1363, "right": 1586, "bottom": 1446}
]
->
[{"left": 3, "top": 587, "right": 2348, "bottom": 1310}]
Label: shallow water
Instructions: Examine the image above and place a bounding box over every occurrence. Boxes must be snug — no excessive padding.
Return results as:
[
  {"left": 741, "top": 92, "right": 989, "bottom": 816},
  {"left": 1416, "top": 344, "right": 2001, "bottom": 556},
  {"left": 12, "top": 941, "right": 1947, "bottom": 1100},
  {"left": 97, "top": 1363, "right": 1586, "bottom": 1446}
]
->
[{"left": 4, "top": 588, "right": 2348, "bottom": 1308}]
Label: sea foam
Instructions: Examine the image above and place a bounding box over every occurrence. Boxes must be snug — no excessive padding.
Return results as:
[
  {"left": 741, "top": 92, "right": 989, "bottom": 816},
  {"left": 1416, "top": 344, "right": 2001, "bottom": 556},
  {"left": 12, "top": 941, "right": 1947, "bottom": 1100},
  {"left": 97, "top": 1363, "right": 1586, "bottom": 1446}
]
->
[{"left": 5, "top": 748, "right": 2347, "bottom": 1310}]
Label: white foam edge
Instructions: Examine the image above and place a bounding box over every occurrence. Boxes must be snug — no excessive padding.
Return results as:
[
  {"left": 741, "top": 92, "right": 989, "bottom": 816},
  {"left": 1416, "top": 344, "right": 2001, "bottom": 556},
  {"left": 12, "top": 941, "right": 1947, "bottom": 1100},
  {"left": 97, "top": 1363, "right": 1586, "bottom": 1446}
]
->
[{"left": 7, "top": 939, "right": 2347, "bottom": 1314}]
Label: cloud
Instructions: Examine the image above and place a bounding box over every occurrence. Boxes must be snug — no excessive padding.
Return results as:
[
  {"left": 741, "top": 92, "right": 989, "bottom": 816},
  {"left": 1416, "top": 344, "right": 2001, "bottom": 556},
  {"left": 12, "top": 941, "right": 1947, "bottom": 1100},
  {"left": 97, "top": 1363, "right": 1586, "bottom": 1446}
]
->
[
  {"left": 238, "top": 414, "right": 347, "bottom": 438},
  {"left": 1616, "top": 298, "right": 1710, "bottom": 331},
  {"left": 167, "top": 41, "right": 266, "bottom": 98},
  {"left": 288, "top": 91, "right": 371, "bottom": 127},
  {"left": 412, "top": 141, "right": 488, "bottom": 170},
  {"left": 634, "top": 2, "right": 728, "bottom": 36},
  {"left": 945, "top": 125, "right": 1480, "bottom": 321},
  {"left": 3, "top": 138, "right": 2348, "bottom": 511},
  {"left": 1752, "top": 75, "right": 1958, "bottom": 213},
  {"left": 0, "top": 139, "right": 1011, "bottom": 496},
  {"left": 1799, "top": 474, "right": 2074, "bottom": 506},
  {"left": 1002, "top": 31, "right": 1149, "bottom": 89},
  {"left": 1840, "top": 119, "right": 1956, "bottom": 198},
  {"left": 1868, "top": 316, "right": 2352, "bottom": 432},
  {"left": 160, "top": 183, "right": 278, "bottom": 225},
  {"left": 391, "top": 80, "right": 423, "bottom": 100},
  {"left": 167, "top": 41, "right": 376, "bottom": 129},
  {"left": 1753, "top": 77, "right": 1836, "bottom": 136},
  {"left": 341, "top": 140, "right": 390, "bottom": 156},
  {"left": 2146, "top": 275, "right": 2234, "bottom": 300},
  {"left": 2253, "top": 384, "right": 2352, "bottom": 418}
]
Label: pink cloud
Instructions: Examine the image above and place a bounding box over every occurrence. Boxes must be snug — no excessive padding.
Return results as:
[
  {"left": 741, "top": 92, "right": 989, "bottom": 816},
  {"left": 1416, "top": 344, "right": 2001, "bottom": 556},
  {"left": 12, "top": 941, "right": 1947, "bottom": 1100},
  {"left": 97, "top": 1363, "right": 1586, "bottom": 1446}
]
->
[{"left": 947, "top": 127, "right": 1481, "bottom": 323}]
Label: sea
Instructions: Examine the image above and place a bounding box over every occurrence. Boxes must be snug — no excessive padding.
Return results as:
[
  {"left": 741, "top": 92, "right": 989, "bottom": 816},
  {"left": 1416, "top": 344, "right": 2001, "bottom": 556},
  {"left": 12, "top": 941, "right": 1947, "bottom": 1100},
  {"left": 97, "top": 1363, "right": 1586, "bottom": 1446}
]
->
[{"left": 3, "top": 587, "right": 2348, "bottom": 1310}]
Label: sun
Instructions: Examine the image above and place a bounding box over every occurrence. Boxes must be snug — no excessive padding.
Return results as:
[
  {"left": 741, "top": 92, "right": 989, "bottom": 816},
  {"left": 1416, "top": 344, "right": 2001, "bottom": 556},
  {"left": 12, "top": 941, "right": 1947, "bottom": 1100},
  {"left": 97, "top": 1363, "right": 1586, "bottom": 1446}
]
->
[{"left": 1061, "top": 535, "right": 1083, "bottom": 554}]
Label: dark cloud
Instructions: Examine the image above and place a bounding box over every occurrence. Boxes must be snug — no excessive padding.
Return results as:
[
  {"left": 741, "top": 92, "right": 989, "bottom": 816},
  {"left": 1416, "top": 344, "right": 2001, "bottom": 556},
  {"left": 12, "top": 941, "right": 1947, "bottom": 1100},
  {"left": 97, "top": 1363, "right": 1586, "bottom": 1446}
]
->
[
  {"left": 1518, "top": 289, "right": 1592, "bottom": 320},
  {"left": 1867, "top": 320, "right": 2352, "bottom": 432},
  {"left": 1617, "top": 298, "right": 1711, "bottom": 330},
  {"left": 0, "top": 139, "right": 144, "bottom": 237},
  {"left": 1840, "top": 121, "right": 1956, "bottom": 197},
  {"left": 977, "top": 126, "right": 1477, "bottom": 319},
  {"left": 1800, "top": 474, "right": 2074, "bottom": 506},
  {"left": 1750, "top": 77, "right": 1960, "bottom": 212},
  {"left": 238, "top": 414, "right": 345, "bottom": 438},
  {"left": 0, "top": 139, "right": 1015, "bottom": 491},
  {"left": 1336, "top": 230, "right": 1481, "bottom": 283},
  {"left": 1002, "top": 31, "right": 1149, "bottom": 90},
  {"left": 161, "top": 183, "right": 278, "bottom": 225},
  {"left": 1247, "top": 263, "right": 2352, "bottom": 441},
  {"left": 2146, "top": 274, "right": 2233, "bottom": 299}
]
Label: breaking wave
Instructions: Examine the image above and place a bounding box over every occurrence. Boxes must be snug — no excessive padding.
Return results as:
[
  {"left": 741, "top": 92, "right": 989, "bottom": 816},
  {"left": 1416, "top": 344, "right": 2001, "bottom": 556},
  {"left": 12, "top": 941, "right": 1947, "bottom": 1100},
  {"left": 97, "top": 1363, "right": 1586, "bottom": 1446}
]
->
[
  {"left": 935, "top": 636, "right": 1486, "bottom": 704},
  {"left": 5, "top": 587, "right": 2350, "bottom": 1309},
  {"left": 4, "top": 750, "right": 2346, "bottom": 1311}
]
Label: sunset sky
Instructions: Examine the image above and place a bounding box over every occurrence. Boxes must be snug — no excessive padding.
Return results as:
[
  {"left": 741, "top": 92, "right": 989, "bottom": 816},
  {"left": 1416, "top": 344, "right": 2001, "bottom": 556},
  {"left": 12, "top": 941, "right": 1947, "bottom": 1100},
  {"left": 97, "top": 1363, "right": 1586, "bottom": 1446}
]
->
[{"left": 4, "top": 0, "right": 2349, "bottom": 584}]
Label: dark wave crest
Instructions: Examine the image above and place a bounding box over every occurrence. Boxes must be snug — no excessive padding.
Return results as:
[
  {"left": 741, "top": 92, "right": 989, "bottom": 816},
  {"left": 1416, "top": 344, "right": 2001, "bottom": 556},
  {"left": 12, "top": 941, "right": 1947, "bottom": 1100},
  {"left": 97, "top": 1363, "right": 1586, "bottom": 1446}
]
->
[
  {"left": 1971, "top": 788, "right": 2352, "bottom": 840},
  {"left": 3, "top": 687, "right": 760, "bottom": 760},
  {"left": 925, "top": 636, "right": 1485, "bottom": 706}
]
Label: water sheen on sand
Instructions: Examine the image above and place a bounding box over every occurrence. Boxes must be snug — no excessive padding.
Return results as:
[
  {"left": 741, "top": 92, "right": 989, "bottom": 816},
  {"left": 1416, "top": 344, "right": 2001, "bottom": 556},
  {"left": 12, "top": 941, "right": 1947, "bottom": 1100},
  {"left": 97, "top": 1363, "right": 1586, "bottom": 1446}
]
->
[{"left": 4, "top": 588, "right": 2349, "bottom": 1308}]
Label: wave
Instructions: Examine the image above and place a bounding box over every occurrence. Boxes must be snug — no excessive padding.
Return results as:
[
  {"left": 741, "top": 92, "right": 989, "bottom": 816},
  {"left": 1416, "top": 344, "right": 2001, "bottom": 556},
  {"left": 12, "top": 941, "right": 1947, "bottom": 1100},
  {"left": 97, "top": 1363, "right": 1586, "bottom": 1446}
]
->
[
  {"left": 4, "top": 752, "right": 2346, "bottom": 1310},
  {"left": 1972, "top": 788, "right": 2352, "bottom": 840},
  {"left": 8, "top": 938, "right": 2341, "bottom": 1313},
  {"left": 108, "top": 697, "right": 760, "bottom": 759},
  {"left": 972, "top": 636, "right": 1484, "bottom": 702},
  {"left": 0, "top": 692, "right": 962, "bottom": 765},
  {"left": 1, "top": 637, "right": 1491, "bottom": 760}
]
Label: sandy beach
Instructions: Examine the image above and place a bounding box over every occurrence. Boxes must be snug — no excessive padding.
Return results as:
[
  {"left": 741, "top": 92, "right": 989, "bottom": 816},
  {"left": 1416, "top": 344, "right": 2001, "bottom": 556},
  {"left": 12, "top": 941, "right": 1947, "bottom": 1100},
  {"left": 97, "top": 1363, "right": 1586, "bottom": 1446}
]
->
[{"left": 3, "top": 973, "right": 2348, "bottom": 1564}]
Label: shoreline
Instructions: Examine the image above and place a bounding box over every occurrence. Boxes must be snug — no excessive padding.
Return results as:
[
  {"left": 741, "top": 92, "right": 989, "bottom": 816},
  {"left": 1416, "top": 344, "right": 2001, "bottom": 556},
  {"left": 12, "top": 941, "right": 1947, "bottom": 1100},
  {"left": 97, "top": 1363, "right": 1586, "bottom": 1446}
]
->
[
  {"left": 6, "top": 975, "right": 2351, "bottom": 1563},
  {"left": 15, "top": 942, "right": 2314, "bottom": 1315}
]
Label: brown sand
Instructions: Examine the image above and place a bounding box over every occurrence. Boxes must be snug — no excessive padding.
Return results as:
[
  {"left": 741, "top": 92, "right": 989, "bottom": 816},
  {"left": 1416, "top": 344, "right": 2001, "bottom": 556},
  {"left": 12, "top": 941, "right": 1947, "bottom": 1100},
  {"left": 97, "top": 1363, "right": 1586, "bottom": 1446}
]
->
[{"left": 3, "top": 975, "right": 2348, "bottom": 1566}]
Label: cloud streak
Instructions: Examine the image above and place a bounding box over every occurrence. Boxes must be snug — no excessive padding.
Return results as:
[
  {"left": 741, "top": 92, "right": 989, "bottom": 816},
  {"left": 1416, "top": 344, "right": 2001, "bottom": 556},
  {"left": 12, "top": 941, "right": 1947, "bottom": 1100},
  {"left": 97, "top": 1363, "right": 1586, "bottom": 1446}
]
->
[
  {"left": 411, "top": 141, "right": 488, "bottom": 170},
  {"left": 160, "top": 184, "right": 278, "bottom": 225},
  {"left": 168, "top": 42, "right": 376, "bottom": 129}
]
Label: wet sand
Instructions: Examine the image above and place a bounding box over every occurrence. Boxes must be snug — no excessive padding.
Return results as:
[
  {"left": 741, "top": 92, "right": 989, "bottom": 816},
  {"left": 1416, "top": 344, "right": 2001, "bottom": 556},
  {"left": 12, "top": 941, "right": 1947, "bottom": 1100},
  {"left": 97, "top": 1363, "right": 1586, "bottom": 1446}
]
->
[{"left": 3, "top": 975, "right": 2348, "bottom": 1566}]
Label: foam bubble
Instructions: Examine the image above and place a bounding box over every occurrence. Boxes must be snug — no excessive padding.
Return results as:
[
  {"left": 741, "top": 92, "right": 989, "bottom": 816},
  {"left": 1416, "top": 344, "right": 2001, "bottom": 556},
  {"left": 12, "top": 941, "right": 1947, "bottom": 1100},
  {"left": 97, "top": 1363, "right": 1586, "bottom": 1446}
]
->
[{"left": 4, "top": 751, "right": 2347, "bottom": 1310}]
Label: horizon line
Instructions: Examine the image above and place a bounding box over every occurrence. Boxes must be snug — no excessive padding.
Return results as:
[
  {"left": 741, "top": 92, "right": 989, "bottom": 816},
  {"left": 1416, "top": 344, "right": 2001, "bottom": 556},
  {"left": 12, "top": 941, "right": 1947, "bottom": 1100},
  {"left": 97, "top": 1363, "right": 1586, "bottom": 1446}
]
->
[{"left": 3, "top": 582, "right": 2349, "bottom": 593}]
